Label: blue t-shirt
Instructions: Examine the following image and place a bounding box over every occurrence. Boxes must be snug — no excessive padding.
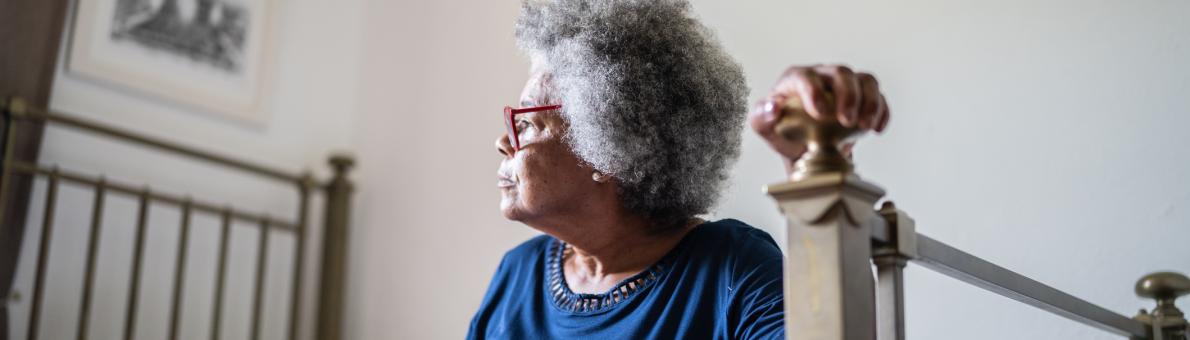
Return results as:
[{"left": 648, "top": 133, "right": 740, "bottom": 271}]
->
[{"left": 468, "top": 219, "right": 784, "bottom": 339}]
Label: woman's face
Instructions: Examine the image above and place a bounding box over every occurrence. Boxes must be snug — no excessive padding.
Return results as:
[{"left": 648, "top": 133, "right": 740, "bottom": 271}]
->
[{"left": 496, "top": 72, "right": 604, "bottom": 224}]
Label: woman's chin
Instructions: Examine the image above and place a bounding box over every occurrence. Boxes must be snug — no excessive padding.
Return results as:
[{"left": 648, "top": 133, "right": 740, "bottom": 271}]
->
[{"left": 499, "top": 196, "right": 519, "bottom": 220}]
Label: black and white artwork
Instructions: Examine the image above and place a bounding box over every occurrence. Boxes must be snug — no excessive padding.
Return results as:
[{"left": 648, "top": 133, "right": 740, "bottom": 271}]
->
[
  {"left": 69, "top": 0, "right": 276, "bottom": 124},
  {"left": 110, "top": 0, "right": 250, "bottom": 73}
]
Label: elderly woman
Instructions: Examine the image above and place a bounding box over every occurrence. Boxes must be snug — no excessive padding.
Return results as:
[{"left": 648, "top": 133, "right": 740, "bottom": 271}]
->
[{"left": 471, "top": 0, "right": 890, "bottom": 338}]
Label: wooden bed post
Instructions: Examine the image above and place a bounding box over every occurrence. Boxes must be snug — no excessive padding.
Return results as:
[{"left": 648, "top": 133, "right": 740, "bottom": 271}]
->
[
  {"left": 765, "top": 97, "right": 882, "bottom": 340},
  {"left": 318, "top": 154, "right": 355, "bottom": 340}
]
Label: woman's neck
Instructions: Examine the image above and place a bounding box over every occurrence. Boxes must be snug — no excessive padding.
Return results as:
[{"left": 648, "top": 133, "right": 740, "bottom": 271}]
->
[{"left": 556, "top": 216, "right": 700, "bottom": 294}]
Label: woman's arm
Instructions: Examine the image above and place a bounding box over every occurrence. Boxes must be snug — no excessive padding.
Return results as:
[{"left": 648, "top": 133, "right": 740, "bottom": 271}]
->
[{"left": 731, "top": 255, "right": 785, "bottom": 340}]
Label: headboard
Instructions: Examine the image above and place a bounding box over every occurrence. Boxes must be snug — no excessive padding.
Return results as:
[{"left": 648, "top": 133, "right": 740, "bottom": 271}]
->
[{"left": 0, "top": 96, "right": 354, "bottom": 340}]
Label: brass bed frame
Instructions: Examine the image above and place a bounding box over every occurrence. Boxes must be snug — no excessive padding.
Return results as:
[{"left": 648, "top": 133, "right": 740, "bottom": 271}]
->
[
  {"left": 9, "top": 89, "right": 1185, "bottom": 340},
  {"left": 768, "top": 99, "right": 1188, "bottom": 339},
  {"left": 0, "top": 97, "right": 353, "bottom": 340}
]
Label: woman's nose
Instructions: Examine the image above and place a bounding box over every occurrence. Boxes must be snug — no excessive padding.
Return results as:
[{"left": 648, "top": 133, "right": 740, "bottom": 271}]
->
[{"left": 496, "top": 133, "right": 514, "bottom": 157}]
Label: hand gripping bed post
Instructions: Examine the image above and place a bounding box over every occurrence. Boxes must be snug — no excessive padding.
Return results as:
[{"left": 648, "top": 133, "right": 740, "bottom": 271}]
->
[
  {"left": 762, "top": 94, "right": 1187, "bottom": 340},
  {"left": 765, "top": 95, "right": 884, "bottom": 340}
]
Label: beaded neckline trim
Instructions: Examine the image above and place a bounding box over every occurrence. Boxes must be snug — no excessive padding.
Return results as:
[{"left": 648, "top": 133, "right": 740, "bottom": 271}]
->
[{"left": 546, "top": 239, "right": 674, "bottom": 314}]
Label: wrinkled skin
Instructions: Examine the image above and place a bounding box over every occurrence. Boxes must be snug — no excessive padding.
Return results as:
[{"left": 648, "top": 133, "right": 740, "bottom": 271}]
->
[
  {"left": 495, "top": 64, "right": 890, "bottom": 295},
  {"left": 495, "top": 71, "right": 693, "bottom": 294},
  {"left": 495, "top": 73, "right": 602, "bottom": 224}
]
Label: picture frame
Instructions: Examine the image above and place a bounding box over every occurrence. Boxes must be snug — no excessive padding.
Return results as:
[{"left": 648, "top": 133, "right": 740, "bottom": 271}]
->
[{"left": 67, "top": 0, "right": 279, "bottom": 124}]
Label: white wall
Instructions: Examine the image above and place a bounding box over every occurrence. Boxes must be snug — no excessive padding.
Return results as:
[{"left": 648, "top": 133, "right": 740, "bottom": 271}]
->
[
  {"left": 347, "top": 1, "right": 535, "bottom": 339},
  {"left": 14, "top": 0, "right": 1188, "bottom": 339},
  {"left": 350, "top": 0, "right": 1190, "bottom": 339},
  {"left": 702, "top": 0, "right": 1190, "bottom": 339},
  {"left": 7, "top": 0, "right": 364, "bottom": 339}
]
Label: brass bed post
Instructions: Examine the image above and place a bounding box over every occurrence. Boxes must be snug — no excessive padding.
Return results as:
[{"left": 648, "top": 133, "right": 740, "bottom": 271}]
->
[
  {"left": 1133, "top": 273, "right": 1189, "bottom": 339},
  {"left": 1, "top": 0, "right": 72, "bottom": 334},
  {"left": 0, "top": 98, "right": 19, "bottom": 236},
  {"left": 761, "top": 93, "right": 1184, "bottom": 339},
  {"left": 317, "top": 154, "right": 355, "bottom": 340},
  {"left": 765, "top": 96, "right": 883, "bottom": 340}
]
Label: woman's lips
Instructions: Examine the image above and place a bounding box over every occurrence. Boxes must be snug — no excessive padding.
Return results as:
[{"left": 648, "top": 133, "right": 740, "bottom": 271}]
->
[{"left": 497, "top": 173, "right": 516, "bottom": 188}]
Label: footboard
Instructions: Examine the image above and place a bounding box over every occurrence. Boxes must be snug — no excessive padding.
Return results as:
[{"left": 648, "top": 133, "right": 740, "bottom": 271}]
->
[{"left": 767, "top": 98, "right": 1187, "bottom": 340}]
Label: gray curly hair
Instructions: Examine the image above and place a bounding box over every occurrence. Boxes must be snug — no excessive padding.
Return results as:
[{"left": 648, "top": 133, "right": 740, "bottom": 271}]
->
[{"left": 516, "top": 0, "right": 748, "bottom": 228}]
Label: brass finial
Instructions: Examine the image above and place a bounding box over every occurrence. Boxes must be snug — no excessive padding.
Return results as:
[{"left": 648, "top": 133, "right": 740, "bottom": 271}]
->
[
  {"left": 1137, "top": 272, "right": 1190, "bottom": 314},
  {"left": 328, "top": 153, "right": 355, "bottom": 174},
  {"left": 1135, "top": 271, "right": 1189, "bottom": 338},
  {"left": 773, "top": 95, "right": 864, "bottom": 181},
  {"left": 298, "top": 171, "right": 318, "bottom": 190}
]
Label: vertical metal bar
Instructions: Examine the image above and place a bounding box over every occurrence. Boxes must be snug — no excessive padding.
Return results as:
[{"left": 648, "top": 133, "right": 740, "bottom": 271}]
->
[
  {"left": 0, "top": 110, "right": 16, "bottom": 340},
  {"left": 288, "top": 175, "right": 313, "bottom": 340},
  {"left": 167, "top": 200, "right": 193, "bottom": 340},
  {"left": 123, "top": 189, "right": 151, "bottom": 340},
  {"left": 250, "top": 220, "right": 271, "bottom": 340},
  {"left": 210, "top": 209, "right": 232, "bottom": 340},
  {"left": 0, "top": 107, "right": 19, "bottom": 227},
  {"left": 875, "top": 203, "right": 914, "bottom": 340},
  {"left": 77, "top": 178, "right": 106, "bottom": 340},
  {"left": 27, "top": 167, "right": 59, "bottom": 340},
  {"left": 318, "top": 155, "right": 355, "bottom": 340},
  {"left": 874, "top": 257, "right": 907, "bottom": 340}
]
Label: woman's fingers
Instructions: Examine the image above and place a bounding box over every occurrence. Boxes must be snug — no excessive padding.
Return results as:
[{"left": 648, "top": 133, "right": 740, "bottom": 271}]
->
[
  {"left": 875, "top": 94, "right": 891, "bottom": 133},
  {"left": 856, "top": 73, "right": 882, "bottom": 130},
  {"left": 813, "top": 65, "right": 861, "bottom": 126},
  {"left": 769, "top": 65, "right": 887, "bottom": 130},
  {"left": 753, "top": 64, "right": 891, "bottom": 163},
  {"left": 773, "top": 66, "right": 831, "bottom": 119},
  {"left": 750, "top": 96, "right": 808, "bottom": 159},
  {"left": 749, "top": 96, "right": 780, "bottom": 139}
]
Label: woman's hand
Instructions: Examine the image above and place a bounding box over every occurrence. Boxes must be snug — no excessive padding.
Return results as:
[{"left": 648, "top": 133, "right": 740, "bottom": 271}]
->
[{"left": 749, "top": 64, "right": 890, "bottom": 174}]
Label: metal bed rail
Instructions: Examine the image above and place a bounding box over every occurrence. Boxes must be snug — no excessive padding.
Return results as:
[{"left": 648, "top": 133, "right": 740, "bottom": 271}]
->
[
  {"left": 867, "top": 211, "right": 1155, "bottom": 338},
  {"left": 0, "top": 97, "right": 355, "bottom": 340},
  {"left": 766, "top": 98, "right": 1187, "bottom": 340}
]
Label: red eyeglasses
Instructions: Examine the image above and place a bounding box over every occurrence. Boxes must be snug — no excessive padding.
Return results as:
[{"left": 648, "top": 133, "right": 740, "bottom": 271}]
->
[{"left": 503, "top": 104, "right": 562, "bottom": 152}]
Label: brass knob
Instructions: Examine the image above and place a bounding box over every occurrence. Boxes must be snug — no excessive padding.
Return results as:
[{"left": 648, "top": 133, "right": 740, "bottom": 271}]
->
[
  {"left": 329, "top": 153, "right": 356, "bottom": 173},
  {"left": 1137, "top": 271, "right": 1190, "bottom": 324},
  {"left": 773, "top": 95, "right": 864, "bottom": 181},
  {"left": 1137, "top": 272, "right": 1190, "bottom": 301}
]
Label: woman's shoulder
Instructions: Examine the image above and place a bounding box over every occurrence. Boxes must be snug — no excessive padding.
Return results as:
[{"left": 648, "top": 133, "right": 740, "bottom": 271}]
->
[
  {"left": 692, "top": 219, "right": 781, "bottom": 252},
  {"left": 682, "top": 219, "right": 783, "bottom": 273}
]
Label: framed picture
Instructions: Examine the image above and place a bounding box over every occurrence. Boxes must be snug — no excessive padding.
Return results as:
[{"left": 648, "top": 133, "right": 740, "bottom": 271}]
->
[{"left": 67, "top": 0, "right": 279, "bottom": 124}]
